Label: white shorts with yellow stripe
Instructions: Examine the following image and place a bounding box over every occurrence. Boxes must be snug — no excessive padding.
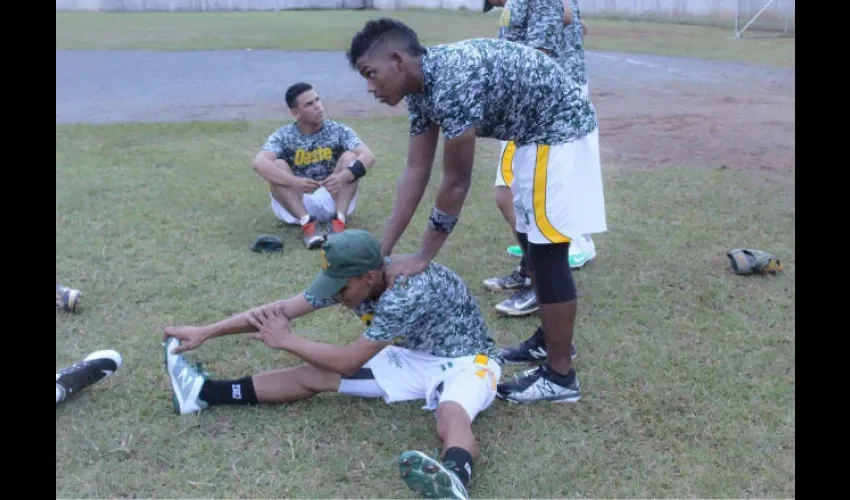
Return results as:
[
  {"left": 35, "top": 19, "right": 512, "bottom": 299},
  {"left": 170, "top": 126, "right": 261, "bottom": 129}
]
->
[
  {"left": 337, "top": 346, "right": 501, "bottom": 422},
  {"left": 494, "top": 127, "right": 607, "bottom": 244}
]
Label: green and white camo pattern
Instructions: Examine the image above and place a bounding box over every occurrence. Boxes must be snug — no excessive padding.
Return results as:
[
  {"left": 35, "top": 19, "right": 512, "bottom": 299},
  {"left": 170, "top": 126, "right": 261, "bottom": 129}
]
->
[
  {"left": 497, "top": 0, "right": 588, "bottom": 87},
  {"left": 497, "top": 0, "right": 565, "bottom": 56},
  {"left": 303, "top": 258, "right": 502, "bottom": 361},
  {"left": 262, "top": 119, "right": 362, "bottom": 182},
  {"left": 561, "top": 0, "right": 588, "bottom": 86},
  {"left": 405, "top": 37, "right": 597, "bottom": 145}
]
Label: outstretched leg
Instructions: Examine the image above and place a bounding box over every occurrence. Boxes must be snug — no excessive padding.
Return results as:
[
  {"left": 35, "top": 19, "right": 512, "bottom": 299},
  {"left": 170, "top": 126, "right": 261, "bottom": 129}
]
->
[
  {"left": 164, "top": 337, "right": 380, "bottom": 415},
  {"left": 398, "top": 359, "right": 500, "bottom": 499}
]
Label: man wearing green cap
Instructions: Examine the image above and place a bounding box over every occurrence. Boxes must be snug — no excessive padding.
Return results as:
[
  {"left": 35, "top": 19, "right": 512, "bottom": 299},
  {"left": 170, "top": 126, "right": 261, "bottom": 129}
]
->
[{"left": 162, "top": 229, "right": 502, "bottom": 499}]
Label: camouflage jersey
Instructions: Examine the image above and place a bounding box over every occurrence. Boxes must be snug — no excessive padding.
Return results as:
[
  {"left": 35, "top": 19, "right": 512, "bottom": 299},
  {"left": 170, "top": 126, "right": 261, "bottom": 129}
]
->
[
  {"left": 261, "top": 119, "right": 362, "bottom": 182},
  {"left": 404, "top": 37, "right": 597, "bottom": 145},
  {"left": 497, "top": 0, "right": 565, "bottom": 57},
  {"left": 303, "top": 257, "right": 502, "bottom": 362},
  {"left": 561, "top": 0, "right": 588, "bottom": 86},
  {"left": 498, "top": 0, "right": 587, "bottom": 87}
]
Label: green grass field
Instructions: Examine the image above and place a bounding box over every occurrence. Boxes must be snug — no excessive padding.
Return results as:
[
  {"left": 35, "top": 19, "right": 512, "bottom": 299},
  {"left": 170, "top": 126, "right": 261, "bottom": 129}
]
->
[
  {"left": 55, "top": 10, "right": 795, "bottom": 66},
  {"left": 56, "top": 7, "right": 794, "bottom": 498},
  {"left": 56, "top": 118, "right": 795, "bottom": 498}
]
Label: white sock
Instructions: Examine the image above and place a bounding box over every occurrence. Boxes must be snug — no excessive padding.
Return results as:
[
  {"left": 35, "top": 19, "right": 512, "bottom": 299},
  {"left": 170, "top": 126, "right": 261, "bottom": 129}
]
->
[
  {"left": 336, "top": 212, "right": 346, "bottom": 223},
  {"left": 299, "top": 215, "right": 311, "bottom": 226},
  {"left": 56, "top": 384, "right": 65, "bottom": 403}
]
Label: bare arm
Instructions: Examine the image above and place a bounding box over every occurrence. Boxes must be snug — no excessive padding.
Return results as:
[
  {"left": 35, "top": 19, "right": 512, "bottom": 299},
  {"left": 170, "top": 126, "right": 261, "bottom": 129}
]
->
[
  {"left": 200, "top": 293, "right": 316, "bottom": 341},
  {"left": 563, "top": 0, "right": 574, "bottom": 25},
  {"left": 278, "top": 335, "right": 390, "bottom": 377},
  {"left": 252, "top": 151, "right": 298, "bottom": 187},
  {"left": 562, "top": 0, "right": 587, "bottom": 34},
  {"left": 412, "top": 127, "right": 476, "bottom": 262},
  {"left": 352, "top": 143, "right": 377, "bottom": 169},
  {"left": 380, "top": 124, "right": 440, "bottom": 257}
]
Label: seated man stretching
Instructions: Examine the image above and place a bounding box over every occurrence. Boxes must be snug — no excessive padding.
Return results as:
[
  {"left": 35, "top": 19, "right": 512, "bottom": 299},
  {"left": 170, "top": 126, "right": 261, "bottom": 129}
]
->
[
  {"left": 162, "top": 229, "right": 502, "bottom": 500},
  {"left": 253, "top": 82, "right": 376, "bottom": 249}
]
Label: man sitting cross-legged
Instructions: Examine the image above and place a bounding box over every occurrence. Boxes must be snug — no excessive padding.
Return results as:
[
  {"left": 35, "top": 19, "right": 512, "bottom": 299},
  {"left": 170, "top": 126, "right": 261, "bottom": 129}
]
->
[
  {"left": 252, "top": 82, "right": 376, "bottom": 249},
  {"left": 162, "top": 229, "right": 502, "bottom": 500}
]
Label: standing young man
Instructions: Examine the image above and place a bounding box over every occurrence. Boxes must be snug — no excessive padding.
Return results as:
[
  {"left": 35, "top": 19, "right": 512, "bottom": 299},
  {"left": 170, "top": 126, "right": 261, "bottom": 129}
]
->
[
  {"left": 162, "top": 229, "right": 502, "bottom": 499},
  {"left": 482, "top": 0, "right": 604, "bottom": 321},
  {"left": 346, "top": 17, "right": 606, "bottom": 403},
  {"left": 253, "top": 82, "right": 377, "bottom": 249}
]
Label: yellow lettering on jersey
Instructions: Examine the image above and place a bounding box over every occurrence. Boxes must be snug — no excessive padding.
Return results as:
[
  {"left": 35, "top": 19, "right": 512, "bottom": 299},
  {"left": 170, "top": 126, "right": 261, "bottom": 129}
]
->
[
  {"left": 360, "top": 313, "right": 374, "bottom": 326},
  {"left": 293, "top": 147, "right": 333, "bottom": 167},
  {"left": 499, "top": 5, "right": 511, "bottom": 27}
]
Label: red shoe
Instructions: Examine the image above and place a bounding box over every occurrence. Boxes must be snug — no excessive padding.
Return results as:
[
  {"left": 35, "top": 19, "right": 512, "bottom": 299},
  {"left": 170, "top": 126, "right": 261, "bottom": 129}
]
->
[
  {"left": 301, "top": 219, "right": 324, "bottom": 249},
  {"left": 330, "top": 216, "right": 346, "bottom": 234}
]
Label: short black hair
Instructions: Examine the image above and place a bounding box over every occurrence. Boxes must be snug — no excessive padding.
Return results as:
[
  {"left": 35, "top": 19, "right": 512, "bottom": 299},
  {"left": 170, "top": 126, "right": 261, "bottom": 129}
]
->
[
  {"left": 346, "top": 18, "right": 427, "bottom": 68},
  {"left": 285, "top": 82, "right": 313, "bottom": 109}
]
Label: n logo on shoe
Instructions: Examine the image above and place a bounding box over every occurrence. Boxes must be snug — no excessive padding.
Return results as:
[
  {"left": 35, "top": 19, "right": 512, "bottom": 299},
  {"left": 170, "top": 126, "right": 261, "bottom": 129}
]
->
[
  {"left": 178, "top": 367, "right": 193, "bottom": 389},
  {"left": 529, "top": 347, "right": 547, "bottom": 359}
]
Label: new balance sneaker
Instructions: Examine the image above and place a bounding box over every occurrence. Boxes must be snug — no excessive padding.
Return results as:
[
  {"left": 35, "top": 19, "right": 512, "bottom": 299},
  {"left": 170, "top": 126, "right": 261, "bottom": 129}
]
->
[
  {"left": 398, "top": 450, "right": 469, "bottom": 500},
  {"left": 301, "top": 217, "right": 325, "bottom": 249},
  {"left": 163, "top": 337, "right": 210, "bottom": 415},
  {"left": 500, "top": 326, "right": 577, "bottom": 364},
  {"left": 482, "top": 267, "right": 530, "bottom": 292},
  {"left": 56, "top": 349, "right": 122, "bottom": 404},
  {"left": 497, "top": 364, "right": 581, "bottom": 404},
  {"left": 494, "top": 287, "right": 539, "bottom": 316},
  {"left": 56, "top": 282, "right": 81, "bottom": 313}
]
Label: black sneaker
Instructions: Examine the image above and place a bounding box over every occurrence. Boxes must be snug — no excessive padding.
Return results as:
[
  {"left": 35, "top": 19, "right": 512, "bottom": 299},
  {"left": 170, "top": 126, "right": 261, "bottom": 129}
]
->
[
  {"left": 497, "top": 363, "right": 581, "bottom": 404},
  {"left": 499, "top": 326, "right": 577, "bottom": 364},
  {"left": 56, "top": 350, "right": 123, "bottom": 404},
  {"left": 482, "top": 267, "right": 531, "bottom": 292}
]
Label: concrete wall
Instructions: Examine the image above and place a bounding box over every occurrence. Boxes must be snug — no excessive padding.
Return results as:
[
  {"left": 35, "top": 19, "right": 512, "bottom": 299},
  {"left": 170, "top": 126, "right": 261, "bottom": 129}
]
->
[
  {"left": 56, "top": 0, "right": 483, "bottom": 10},
  {"left": 578, "top": 0, "right": 794, "bottom": 30},
  {"left": 578, "top": 0, "right": 793, "bottom": 17},
  {"left": 56, "top": 0, "right": 795, "bottom": 31}
]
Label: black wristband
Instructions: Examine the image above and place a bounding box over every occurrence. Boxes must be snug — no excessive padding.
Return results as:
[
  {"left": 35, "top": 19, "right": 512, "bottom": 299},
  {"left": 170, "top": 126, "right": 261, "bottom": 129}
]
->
[
  {"left": 347, "top": 159, "right": 367, "bottom": 180},
  {"left": 428, "top": 207, "right": 459, "bottom": 234}
]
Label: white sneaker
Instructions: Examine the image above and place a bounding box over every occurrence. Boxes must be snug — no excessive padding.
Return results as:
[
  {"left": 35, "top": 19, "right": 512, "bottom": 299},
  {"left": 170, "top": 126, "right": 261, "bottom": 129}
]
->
[
  {"left": 569, "top": 235, "right": 597, "bottom": 269},
  {"left": 163, "top": 337, "right": 209, "bottom": 415}
]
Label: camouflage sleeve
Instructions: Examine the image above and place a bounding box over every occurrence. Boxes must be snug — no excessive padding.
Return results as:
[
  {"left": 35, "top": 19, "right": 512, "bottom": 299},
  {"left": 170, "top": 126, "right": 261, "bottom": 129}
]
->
[
  {"left": 302, "top": 291, "right": 337, "bottom": 310},
  {"left": 261, "top": 127, "right": 284, "bottom": 157},
  {"left": 526, "top": 0, "right": 563, "bottom": 53},
  {"left": 406, "top": 95, "right": 432, "bottom": 136},
  {"left": 338, "top": 123, "right": 363, "bottom": 151},
  {"left": 362, "top": 280, "right": 423, "bottom": 342}
]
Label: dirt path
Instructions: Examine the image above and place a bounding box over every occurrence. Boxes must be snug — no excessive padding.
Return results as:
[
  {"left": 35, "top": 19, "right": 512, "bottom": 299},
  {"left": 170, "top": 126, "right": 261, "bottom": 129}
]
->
[{"left": 56, "top": 49, "right": 794, "bottom": 173}]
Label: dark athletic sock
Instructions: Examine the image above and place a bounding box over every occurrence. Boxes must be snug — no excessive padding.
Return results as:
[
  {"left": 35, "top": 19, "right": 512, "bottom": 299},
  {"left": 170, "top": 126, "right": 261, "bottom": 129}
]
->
[
  {"left": 199, "top": 376, "right": 258, "bottom": 405},
  {"left": 442, "top": 447, "right": 474, "bottom": 488}
]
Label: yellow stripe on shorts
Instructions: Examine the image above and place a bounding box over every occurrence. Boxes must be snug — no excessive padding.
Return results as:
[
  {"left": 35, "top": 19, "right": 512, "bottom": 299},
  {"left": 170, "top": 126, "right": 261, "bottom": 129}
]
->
[
  {"left": 500, "top": 141, "right": 516, "bottom": 186},
  {"left": 533, "top": 145, "right": 571, "bottom": 244}
]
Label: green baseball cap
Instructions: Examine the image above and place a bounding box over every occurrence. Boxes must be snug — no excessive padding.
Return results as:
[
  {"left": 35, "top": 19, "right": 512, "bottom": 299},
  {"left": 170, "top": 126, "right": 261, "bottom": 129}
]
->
[{"left": 305, "top": 229, "right": 384, "bottom": 300}]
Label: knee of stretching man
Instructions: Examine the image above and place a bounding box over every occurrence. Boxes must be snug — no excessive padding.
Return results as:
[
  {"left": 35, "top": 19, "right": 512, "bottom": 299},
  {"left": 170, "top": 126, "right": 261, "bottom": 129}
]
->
[{"left": 527, "top": 241, "right": 577, "bottom": 303}]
